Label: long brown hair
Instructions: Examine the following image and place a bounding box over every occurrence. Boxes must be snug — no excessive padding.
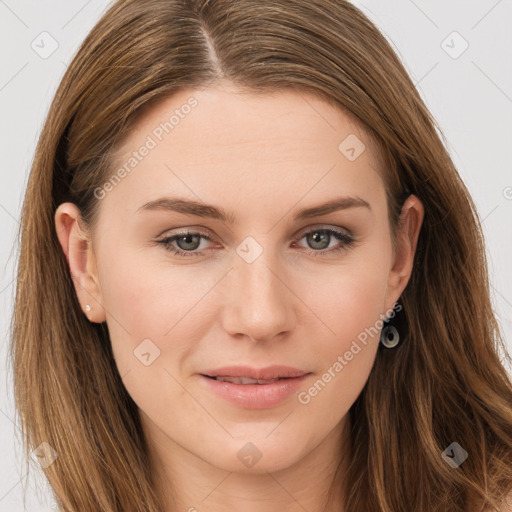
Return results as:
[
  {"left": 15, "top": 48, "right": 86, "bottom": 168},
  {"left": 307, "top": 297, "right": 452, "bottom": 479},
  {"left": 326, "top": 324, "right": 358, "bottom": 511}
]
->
[{"left": 10, "top": 0, "right": 512, "bottom": 510}]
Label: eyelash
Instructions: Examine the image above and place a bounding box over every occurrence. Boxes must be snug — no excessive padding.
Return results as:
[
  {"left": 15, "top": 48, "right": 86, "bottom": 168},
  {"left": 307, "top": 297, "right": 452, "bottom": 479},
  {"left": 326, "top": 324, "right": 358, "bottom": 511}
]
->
[{"left": 156, "top": 227, "right": 356, "bottom": 258}]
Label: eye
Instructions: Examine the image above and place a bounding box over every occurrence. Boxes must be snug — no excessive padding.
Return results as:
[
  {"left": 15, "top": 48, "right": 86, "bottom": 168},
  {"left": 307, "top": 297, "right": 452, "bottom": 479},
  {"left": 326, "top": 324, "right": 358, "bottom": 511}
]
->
[
  {"left": 156, "top": 226, "right": 356, "bottom": 258},
  {"left": 157, "top": 231, "right": 215, "bottom": 258},
  {"left": 292, "top": 227, "right": 356, "bottom": 256}
]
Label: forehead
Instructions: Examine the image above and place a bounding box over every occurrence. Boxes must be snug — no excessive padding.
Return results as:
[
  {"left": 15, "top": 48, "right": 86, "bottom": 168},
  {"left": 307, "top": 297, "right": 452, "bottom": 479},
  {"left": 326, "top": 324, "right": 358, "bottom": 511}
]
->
[
  {"left": 119, "top": 83, "right": 375, "bottom": 156},
  {"left": 102, "top": 84, "right": 385, "bottom": 219}
]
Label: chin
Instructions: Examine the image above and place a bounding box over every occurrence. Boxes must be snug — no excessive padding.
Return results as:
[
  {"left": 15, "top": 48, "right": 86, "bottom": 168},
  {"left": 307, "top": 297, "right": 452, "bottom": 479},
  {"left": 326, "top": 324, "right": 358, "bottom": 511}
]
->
[{"left": 199, "top": 430, "right": 312, "bottom": 474}]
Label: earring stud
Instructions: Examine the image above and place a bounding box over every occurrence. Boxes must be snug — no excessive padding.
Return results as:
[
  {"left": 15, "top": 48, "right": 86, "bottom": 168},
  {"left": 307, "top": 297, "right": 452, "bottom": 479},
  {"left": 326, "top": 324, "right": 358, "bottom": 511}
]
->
[{"left": 85, "top": 304, "right": 91, "bottom": 312}]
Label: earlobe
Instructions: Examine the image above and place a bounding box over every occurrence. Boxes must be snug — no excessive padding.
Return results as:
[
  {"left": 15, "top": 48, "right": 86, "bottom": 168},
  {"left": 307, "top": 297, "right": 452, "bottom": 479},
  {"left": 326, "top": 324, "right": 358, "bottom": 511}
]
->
[
  {"left": 54, "top": 203, "right": 106, "bottom": 323},
  {"left": 385, "top": 194, "right": 424, "bottom": 309}
]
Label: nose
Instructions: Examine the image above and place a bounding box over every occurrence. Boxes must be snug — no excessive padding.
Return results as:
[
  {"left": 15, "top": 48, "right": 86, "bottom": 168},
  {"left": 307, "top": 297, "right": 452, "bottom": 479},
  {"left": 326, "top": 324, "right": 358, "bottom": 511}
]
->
[{"left": 221, "top": 247, "right": 298, "bottom": 343}]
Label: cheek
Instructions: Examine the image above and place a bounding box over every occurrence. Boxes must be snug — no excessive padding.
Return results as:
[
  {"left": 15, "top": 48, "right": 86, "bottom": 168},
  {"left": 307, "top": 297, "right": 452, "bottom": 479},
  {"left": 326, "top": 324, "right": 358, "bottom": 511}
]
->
[
  {"left": 96, "top": 245, "right": 220, "bottom": 372},
  {"left": 299, "top": 248, "right": 391, "bottom": 351},
  {"left": 292, "top": 250, "right": 391, "bottom": 413}
]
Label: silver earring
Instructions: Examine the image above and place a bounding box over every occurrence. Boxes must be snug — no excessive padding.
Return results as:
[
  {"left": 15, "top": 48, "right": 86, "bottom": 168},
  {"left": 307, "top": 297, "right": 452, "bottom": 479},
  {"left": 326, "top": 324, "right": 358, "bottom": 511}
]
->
[
  {"left": 380, "top": 324, "right": 400, "bottom": 348},
  {"left": 85, "top": 304, "right": 91, "bottom": 312}
]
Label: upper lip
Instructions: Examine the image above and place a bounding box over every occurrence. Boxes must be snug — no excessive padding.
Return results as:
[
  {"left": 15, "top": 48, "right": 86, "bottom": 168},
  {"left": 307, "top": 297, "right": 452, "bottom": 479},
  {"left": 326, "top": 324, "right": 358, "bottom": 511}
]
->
[{"left": 201, "top": 365, "right": 309, "bottom": 380}]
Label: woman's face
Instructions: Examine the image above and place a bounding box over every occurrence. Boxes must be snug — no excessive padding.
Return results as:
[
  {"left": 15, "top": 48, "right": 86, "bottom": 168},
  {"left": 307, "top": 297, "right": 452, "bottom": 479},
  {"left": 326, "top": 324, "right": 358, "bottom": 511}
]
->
[{"left": 56, "top": 82, "right": 423, "bottom": 476}]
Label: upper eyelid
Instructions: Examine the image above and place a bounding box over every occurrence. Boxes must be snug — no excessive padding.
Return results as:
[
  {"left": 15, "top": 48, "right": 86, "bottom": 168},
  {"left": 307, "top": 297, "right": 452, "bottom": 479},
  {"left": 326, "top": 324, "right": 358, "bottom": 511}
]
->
[
  {"left": 294, "top": 224, "right": 352, "bottom": 238},
  {"left": 158, "top": 224, "right": 352, "bottom": 247}
]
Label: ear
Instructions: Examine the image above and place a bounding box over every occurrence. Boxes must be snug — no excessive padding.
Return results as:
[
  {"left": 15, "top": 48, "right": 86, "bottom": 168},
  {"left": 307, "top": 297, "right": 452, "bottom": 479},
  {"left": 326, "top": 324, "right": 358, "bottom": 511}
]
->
[
  {"left": 54, "top": 203, "right": 106, "bottom": 323},
  {"left": 384, "top": 194, "right": 424, "bottom": 313}
]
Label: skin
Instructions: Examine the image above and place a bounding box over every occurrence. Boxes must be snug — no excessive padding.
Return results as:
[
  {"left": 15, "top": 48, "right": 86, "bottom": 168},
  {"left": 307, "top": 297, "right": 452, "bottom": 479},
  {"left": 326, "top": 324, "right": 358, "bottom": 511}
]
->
[{"left": 55, "top": 81, "right": 424, "bottom": 512}]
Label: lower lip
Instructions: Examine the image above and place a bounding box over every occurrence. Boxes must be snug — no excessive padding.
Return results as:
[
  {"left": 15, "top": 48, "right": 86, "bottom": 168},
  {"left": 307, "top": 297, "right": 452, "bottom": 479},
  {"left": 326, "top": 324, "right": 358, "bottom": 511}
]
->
[{"left": 199, "top": 374, "right": 310, "bottom": 409}]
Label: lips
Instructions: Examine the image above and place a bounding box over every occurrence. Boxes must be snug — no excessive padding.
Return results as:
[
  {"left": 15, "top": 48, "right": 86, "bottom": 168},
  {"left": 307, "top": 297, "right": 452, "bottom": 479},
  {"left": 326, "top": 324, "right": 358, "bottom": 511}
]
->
[
  {"left": 201, "top": 365, "right": 308, "bottom": 381},
  {"left": 198, "top": 365, "right": 311, "bottom": 409},
  {"left": 212, "top": 376, "right": 281, "bottom": 384}
]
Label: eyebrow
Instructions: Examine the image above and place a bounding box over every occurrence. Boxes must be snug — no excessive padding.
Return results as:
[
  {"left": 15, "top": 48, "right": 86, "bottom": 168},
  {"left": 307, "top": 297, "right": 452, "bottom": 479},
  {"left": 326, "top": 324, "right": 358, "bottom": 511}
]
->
[{"left": 137, "top": 195, "right": 371, "bottom": 223}]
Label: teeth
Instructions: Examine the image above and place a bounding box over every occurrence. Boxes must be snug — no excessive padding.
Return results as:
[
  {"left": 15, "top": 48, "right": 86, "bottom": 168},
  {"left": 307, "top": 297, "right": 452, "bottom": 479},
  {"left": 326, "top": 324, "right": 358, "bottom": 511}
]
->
[{"left": 215, "top": 376, "right": 281, "bottom": 384}]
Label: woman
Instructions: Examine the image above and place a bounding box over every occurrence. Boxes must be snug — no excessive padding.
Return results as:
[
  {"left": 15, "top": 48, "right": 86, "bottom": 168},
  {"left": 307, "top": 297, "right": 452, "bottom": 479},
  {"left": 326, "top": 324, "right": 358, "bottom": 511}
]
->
[{"left": 11, "top": 0, "right": 512, "bottom": 510}]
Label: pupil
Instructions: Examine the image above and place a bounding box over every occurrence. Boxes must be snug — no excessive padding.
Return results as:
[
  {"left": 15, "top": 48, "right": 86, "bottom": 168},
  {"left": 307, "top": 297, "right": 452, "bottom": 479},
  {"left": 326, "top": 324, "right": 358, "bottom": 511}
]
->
[
  {"left": 309, "top": 231, "right": 329, "bottom": 249},
  {"left": 179, "top": 234, "right": 199, "bottom": 250}
]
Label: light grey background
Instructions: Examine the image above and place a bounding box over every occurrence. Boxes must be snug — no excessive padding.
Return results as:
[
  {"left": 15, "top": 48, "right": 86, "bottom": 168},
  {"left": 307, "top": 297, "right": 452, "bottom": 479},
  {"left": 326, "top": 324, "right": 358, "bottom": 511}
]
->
[{"left": 1, "top": 1, "right": 511, "bottom": 510}]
